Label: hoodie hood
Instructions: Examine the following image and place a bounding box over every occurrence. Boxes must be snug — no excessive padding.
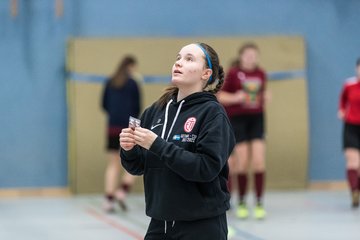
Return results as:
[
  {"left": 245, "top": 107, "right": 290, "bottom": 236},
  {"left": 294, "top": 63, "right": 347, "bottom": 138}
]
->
[
  {"left": 170, "top": 91, "right": 218, "bottom": 108},
  {"left": 161, "top": 92, "right": 218, "bottom": 141}
]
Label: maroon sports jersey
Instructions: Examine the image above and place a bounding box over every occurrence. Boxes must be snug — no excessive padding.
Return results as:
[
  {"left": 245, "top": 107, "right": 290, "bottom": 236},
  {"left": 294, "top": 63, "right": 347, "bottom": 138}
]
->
[
  {"left": 339, "top": 77, "right": 360, "bottom": 125},
  {"left": 221, "top": 66, "right": 266, "bottom": 117}
]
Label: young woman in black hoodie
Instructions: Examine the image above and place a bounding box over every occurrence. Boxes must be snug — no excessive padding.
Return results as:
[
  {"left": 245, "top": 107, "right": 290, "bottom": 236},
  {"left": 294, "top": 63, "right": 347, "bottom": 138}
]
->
[{"left": 119, "top": 43, "right": 235, "bottom": 240}]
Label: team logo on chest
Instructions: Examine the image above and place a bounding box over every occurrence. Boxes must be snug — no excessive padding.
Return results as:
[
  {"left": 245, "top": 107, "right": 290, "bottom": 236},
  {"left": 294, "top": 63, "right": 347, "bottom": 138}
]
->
[
  {"left": 237, "top": 72, "right": 246, "bottom": 81},
  {"left": 184, "top": 117, "right": 196, "bottom": 133}
]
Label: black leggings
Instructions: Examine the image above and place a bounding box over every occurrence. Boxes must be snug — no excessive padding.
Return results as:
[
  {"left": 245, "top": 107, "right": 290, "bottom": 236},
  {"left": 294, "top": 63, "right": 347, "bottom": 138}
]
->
[{"left": 145, "top": 213, "right": 228, "bottom": 240}]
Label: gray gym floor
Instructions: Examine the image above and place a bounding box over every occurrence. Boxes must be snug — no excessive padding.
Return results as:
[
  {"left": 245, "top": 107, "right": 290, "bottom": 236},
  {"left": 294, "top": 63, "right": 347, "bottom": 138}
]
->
[{"left": 0, "top": 190, "right": 359, "bottom": 240}]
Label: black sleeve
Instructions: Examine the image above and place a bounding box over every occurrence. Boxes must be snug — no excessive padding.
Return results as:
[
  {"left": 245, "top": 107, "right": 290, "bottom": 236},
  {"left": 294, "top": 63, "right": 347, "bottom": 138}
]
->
[
  {"left": 120, "top": 107, "right": 150, "bottom": 176},
  {"left": 120, "top": 146, "right": 145, "bottom": 175},
  {"left": 149, "top": 113, "right": 235, "bottom": 182}
]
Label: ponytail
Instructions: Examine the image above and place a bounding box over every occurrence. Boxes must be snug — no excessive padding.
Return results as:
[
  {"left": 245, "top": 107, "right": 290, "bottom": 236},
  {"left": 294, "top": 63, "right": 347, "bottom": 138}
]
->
[
  {"left": 199, "top": 43, "right": 225, "bottom": 94},
  {"left": 156, "top": 86, "right": 178, "bottom": 108}
]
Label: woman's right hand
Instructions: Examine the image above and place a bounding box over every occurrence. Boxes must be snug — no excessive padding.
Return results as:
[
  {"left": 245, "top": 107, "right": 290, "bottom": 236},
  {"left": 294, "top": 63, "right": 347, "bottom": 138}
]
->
[{"left": 119, "top": 128, "right": 136, "bottom": 151}]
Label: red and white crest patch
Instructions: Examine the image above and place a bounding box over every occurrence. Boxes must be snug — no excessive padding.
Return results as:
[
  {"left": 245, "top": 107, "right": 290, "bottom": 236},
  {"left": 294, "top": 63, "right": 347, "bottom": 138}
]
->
[{"left": 184, "top": 117, "right": 196, "bottom": 133}]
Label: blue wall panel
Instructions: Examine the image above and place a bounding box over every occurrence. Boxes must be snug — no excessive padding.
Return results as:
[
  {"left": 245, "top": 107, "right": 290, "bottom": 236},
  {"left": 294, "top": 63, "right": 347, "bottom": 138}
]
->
[{"left": 0, "top": 0, "right": 360, "bottom": 187}]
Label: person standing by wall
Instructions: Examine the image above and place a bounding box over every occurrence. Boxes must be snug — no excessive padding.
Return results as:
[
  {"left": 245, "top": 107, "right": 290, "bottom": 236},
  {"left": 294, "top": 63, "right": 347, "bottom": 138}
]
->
[
  {"left": 218, "top": 43, "right": 268, "bottom": 220},
  {"left": 102, "top": 55, "right": 141, "bottom": 212},
  {"left": 338, "top": 58, "right": 360, "bottom": 208}
]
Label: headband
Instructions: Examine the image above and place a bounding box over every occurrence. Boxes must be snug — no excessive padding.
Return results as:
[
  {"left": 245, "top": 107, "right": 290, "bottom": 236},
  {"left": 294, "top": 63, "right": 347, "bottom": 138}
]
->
[{"left": 197, "top": 44, "right": 213, "bottom": 83}]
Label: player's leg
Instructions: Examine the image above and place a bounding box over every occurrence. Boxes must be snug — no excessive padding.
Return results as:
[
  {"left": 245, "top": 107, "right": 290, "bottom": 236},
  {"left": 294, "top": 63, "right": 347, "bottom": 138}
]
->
[
  {"left": 104, "top": 150, "right": 121, "bottom": 212},
  {"left": 249, "top": 113, "right": 266, "bottom": 219},
  {"left": 116, "top": 170, "right": 136, "bottom": 211},
  {"left": 227, "top": 152, "right": 237, "bottom": 194},
  {"left": 251, "top": 139, "right": 266, "bottom": 219},
  {"left": 343, "top": 123, "right": 360, "bottom": 208},
  {"left": 234, "top": 142, "right": 250, "bottom": 219},
  {"left": 345, "top": 148, "right": 360, "bottom": 208},
  {"left": 229, "top": 116, "right": 250, "bottom": 218}
]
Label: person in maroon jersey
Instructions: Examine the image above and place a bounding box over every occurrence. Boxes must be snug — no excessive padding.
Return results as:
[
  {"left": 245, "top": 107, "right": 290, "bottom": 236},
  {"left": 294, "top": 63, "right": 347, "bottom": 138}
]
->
[
  {"left": 218, "top": 43, "right": 268, "bottom": 219},
  {"left": 338, "top": 58, "right": 360, "bottom": 208}
]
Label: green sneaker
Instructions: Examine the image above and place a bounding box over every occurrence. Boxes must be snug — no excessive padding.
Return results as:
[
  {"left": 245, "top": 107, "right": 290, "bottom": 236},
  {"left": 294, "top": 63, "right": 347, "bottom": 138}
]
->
[
  {"left": 228, "top": 226, "right": 235, "bottom": 239},
  {"left": 236, "top": 204, "right": 249, "bottom": 219},
  {"left": 254, "top": 205, "right": 266, "bottom": 220},
  {"left": 352, "top": 190, "right": 359, "bottom": 208}
]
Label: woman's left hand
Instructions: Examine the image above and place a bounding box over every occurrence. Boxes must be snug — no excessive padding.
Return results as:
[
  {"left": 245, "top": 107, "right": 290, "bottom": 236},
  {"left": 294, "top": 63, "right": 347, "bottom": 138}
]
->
[{"left": 134, "top": 127, "right": 158, "bottom": 150}]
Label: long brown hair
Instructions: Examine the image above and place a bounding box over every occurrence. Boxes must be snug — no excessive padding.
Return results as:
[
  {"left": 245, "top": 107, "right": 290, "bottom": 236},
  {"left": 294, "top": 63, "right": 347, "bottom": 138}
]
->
[
  {"left": 109, "top": 55, "right": 137, "bottom": 88},
  {"left": 230, "top": 42, "right": 259, "bottom": 68},
  {"left": 156, "top": 43, "right": 225, "bottom": 108}
]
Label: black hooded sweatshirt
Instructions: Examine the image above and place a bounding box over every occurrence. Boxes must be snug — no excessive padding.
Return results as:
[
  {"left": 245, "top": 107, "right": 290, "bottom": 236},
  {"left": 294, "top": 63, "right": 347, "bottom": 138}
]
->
[{"left": 120, "top": 91, "right": 235, "bottom": 221}]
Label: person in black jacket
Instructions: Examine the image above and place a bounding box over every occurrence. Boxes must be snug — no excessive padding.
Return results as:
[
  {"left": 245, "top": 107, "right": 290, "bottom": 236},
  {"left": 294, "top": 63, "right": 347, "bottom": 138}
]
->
[
  {"left": 119, "top": 43, "right": 235, "bottom": 240},
  {"left": 102, "top": 55, "right": 141, "bottom": 212}
]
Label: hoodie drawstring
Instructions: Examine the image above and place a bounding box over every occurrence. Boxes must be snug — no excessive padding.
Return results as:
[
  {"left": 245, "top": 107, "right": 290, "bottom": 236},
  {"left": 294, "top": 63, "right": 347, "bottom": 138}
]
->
[
  {"left": 162, "top": 99, "right": 182, "bottom": 235},
  {"left": 161, "top": 100, "right": 173, "bottom": 139},
  {"left": 164, "top": 220, "right": 176, "bottom": 234},
  {"left": 161, "top": 99, "right": 185, "bottom": 141}
]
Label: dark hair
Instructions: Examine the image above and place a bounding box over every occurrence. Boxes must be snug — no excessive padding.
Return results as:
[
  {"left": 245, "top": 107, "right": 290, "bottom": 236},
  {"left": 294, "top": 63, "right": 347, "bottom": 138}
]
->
[
  {"left": 230, "top": 58, "right": 240, "bottom": 68},
  {"left": 356, "top": 58, "right": 360, "bottom": 67},
  {"left": 110, "top": 55, "right": 137, "bottom": 88},
  {"left": 235, "top": 42, "right": 259, "bottom": 69},
  {"left": 238, "top": 42, "right": 259, "bottom": 56},
  {"left": 156, "top": 43, "right": 225, "bottom": 108}
]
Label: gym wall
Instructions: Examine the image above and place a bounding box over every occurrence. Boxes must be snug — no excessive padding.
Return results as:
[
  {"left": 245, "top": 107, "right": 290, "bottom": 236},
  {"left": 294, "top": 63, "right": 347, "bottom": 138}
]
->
[{"left": 67, "top": 36, "right": 307, "bottom": 193}]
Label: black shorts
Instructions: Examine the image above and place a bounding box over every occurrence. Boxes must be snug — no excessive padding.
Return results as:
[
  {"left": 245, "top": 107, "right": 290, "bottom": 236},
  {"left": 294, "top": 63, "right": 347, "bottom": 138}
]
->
[
  {"left": 107, "top": 135, "right": 120, "bottom": 150},
  {"left": 230, "top": 113, "right": 265, "bottom": 143},
  {"left": 145, "top": 213, "right": 227, "bottom": 240},
  {"left": 343, "top": 122, "right": 360, "bottom": 150},
  {"left": 107, "top": 127, "right": 123, "bottom": 151}
]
